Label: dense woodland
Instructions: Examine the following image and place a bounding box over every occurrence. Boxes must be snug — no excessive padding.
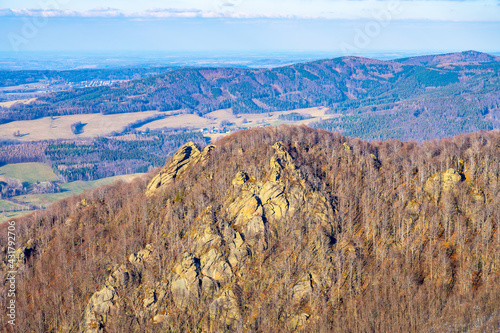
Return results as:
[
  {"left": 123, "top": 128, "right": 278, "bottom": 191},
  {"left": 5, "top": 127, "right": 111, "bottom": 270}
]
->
[
  {"left": 1, "top": 51, "right": 499, "bottom": 140},
  {"left": 1, "top": 126, "right": 499, "bottom": 332},
  {"left": 0, "top": 130, "right": 208, "bottom": 183},
  {"left": 0, "top": 67, "right": 174, "bottom": 88}
]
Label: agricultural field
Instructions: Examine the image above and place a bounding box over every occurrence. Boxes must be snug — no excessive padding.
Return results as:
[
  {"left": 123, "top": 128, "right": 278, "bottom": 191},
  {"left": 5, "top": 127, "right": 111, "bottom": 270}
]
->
[
  {"left": 0, "top": 98, "right": 37, "bottom": 108},
  {"left": 0, "top": 106, "right": 339, "bottom": 143},
  {"left": 0, "top": 161, "right": 144, "bottom": 223},
  {"left": 0, "top": 199, "right": 29, "bottom": 211},
  {"left": 140, "top": 107, "right": 339, "bottom": 132},
  {"left": 0, "top": 173, "right": 143, "bottom": 223},
  {"left": 0, "top": 162, "right": 59, "bottom": 184},
  {"left": 13, "top": 173, "right": 143, "bottom": 208},
  {"left": 0, "top": 110, "right": 164, "bottom": 141},
  {"left": 137, "top": 113, "right": 214, "bottom": 131},
  {"left": 0, "top": 200, "right": 31, "bottom": 224},
  {"left": 0, "top": 211, "right": 31, "bottom": 223}
]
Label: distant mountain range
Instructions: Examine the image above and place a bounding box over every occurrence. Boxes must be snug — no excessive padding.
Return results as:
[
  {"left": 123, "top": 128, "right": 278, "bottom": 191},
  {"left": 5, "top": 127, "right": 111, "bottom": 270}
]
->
[
  {"left": 2, "top": 50, "right": 499, "bottom": 140},
  {"left": 395, "top": 50, "right": 500, "bottom": 66}
]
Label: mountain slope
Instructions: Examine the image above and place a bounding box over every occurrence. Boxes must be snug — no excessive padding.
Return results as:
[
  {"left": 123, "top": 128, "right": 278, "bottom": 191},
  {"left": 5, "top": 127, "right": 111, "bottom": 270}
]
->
[
  {"left": 1, "top": 126, "right": 499, "bottom": 332},
  {"left": 3, "top": 51, "right": 500, "bottom": 141},
  {"left": 395, "top": 50, "right": 500, "bottom": 66}
]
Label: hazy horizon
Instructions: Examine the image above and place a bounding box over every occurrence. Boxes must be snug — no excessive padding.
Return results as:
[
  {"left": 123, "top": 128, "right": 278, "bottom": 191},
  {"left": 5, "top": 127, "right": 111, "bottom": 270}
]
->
[
  {"left": 1, "top": 49, "right": 500, "bottom": 71},
  {"left": 1, "top": 0, "right": 499, "bottom": 60}
]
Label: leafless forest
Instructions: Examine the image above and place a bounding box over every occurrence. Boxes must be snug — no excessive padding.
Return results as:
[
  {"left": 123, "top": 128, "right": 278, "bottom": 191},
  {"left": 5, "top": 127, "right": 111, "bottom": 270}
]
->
[{"left": 1, "top": 126, "right": 499, "bottom": 332}]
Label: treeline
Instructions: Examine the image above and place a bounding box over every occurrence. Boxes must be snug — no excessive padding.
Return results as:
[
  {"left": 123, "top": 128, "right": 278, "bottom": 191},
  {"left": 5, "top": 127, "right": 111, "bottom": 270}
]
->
[
  {"left": 0, "top": 178, "right": 59, "bottom": 199},
  {"left": 0, "top": 67, "right": 174, "bottom": 88},
  {"left": 70, "top": 121, "right": 86, "bottom": 135},
  {"left": 0, "top": 130, "right": 208, "bottom": 182},
  {"left": 121, "top": 113, "right": 168, "bottom": 132},
  {"left": 1, "top": 127, "right": 499, "bottom": 332},
  {"left": 0, "top": 141, "right": 48, "bottom": 165},
  {"left": 278, "top": 112, "right": 313, "bottom": 121},
  {"left": 0, "top": 178, "right": 27, "bottom": 198},
  {"left": 313, "top": 110, "right": 495, "bottom": 141},
  {"left": 48, "top": 131, "right": 208, "bottom": 181}
]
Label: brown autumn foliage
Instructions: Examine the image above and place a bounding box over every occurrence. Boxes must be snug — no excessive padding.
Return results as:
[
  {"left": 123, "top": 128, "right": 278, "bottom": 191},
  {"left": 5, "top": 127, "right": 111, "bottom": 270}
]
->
[{"left": 1, "top": 125, "right": 499, "bottom": 332}]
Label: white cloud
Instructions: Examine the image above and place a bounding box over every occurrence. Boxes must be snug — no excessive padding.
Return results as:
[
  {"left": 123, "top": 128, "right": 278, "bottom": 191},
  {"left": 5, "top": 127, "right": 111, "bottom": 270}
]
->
[
  {"left": 0, "top": 7, "right": 123, "bottom": 17},
  {"left": 0, "top": 7, "right": 307, "bottom": 19},
  {"left": 0, "top": 0, "right": 499, "bottom": 21}
]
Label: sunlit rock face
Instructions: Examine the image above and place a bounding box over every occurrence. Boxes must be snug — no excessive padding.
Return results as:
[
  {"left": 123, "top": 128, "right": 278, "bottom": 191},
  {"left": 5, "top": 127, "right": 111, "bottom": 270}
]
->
[
  {"left": 82, "top": 139, "right": 337, "bottom": 331},
  {"left": 146, "top": 142, "right": 215, "bottom": 196}
]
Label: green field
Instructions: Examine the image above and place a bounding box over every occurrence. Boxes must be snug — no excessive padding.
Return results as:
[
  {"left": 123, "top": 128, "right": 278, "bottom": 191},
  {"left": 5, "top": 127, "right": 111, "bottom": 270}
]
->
[
  {"left": 0, "top": 211, "right": 33, "bottom": 223},
  {"left": 0, "top": 173, "right": 144, "bottom": 223},
  {"left": 0, "top": 162, "right": 59, "bottom": 184},
  {"left": 13, "top": 173, "right": 143, "bottom": 208},
  {"left": 0, "top": 199, "right": 29, "bottom": 211}
]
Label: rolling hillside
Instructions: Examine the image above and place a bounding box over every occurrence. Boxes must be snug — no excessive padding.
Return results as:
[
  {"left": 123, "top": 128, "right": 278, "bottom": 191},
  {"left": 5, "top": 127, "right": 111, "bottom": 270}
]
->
[{"left": 2, "top": 50, "right": 499, "bottom": 141}]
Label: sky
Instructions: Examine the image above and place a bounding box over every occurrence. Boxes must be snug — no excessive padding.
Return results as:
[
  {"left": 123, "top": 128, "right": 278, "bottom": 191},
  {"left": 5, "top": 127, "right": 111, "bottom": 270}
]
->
[{"left": 0, "top": 0, "right": 499, "bottom": 55}]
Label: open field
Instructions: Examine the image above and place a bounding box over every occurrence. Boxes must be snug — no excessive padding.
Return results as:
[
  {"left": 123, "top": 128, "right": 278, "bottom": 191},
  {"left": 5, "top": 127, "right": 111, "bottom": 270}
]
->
[
  {"left": 0, "top": 199, "right": 29, "bottom": 211},
  {"left": 13, "top": 173, "right": 142, "bottom": 207},
  {"left": 13, "top": 173, "right": 143, "bottom": 208},
  {"left": 0, "top": 173, "right": 144, "bottom": 223},
  {"left": 0, "top": 107, "right": 340, "bottom": 143},
  {"left": 139, "top": 107, "right": 339, "bottom": 132},
  {"left": 0, "top": 82, "right": 46, "bottom": 91},
  {"left": 0, "top": 210, "right": 32, "bottom": 224},
  {"left": 0, "top": 110, "right": 164, "bottom": 141},
  {"left": 203, "top": 107, "right": 339, "bottom": 128},
  {"left": 0, "top": 98, "right": 37, "bottom": 108},
  {"left": 205, "top": 106, "right": 333, "bottom": 124},
  {"left": 197, "top": 107, "right": 340, "bottom": 141},
  {"left": 0, "top": 162, "right": 59, "bottom": 184},
  {"left": 138, "top": 113, "right": 215, "bottom": 131}
]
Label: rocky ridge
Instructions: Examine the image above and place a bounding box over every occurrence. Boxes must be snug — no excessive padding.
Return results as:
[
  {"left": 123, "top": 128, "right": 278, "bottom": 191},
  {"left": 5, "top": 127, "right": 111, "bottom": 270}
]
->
[
  {"left": 4, "top": 127, "right": 499, "bottom": 333},
  {"left": 78, "top": 134, "right": 494, "bottom": 331},
  {"left": 81, "top": 140, "right": 336, "bottom": 331},
  {"left": 145, "top": 142, "right": 215, "bottom": 196}
]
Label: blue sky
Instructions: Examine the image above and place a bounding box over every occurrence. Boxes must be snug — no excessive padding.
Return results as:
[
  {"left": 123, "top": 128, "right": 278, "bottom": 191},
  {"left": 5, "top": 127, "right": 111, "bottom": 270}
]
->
[{"left": 1, "top": 0, "right": 499, "bottom": 54}]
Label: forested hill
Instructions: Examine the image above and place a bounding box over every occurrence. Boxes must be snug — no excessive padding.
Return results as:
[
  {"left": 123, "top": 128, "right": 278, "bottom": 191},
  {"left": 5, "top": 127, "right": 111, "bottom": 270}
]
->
[
  {"left": 395, "top": 50, "right": 500, "bottom": 66},
  {"left": 0, "top": 66, "right": 175, "bottom": 88},
  {"left": 1, "top": 126, "right": 499, "bottom": 332},
  {"left": 2, "top": 50, "right": 500, "bottom": 140}
]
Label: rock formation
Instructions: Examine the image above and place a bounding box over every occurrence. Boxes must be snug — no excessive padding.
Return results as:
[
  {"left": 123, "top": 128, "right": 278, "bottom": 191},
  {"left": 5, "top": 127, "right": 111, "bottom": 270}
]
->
[
  {"left": 12, "top": 127, "right": 499, "bottom": 333},
  {"left": 81, "top": 140, "right": 336, "bottom": 331},
  {"left": 145, "top": 142, "right": 215, "bottom": 196},
  {"left": 424, "top": 168, "right": 464, "bottom": 200}
]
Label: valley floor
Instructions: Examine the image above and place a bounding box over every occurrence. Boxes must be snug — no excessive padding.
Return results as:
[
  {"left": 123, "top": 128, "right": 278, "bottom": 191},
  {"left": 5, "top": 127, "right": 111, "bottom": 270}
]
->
[
  {"left": 0, "top": 107, "right": 337, "bottom": 142},
  {"left": 0, "top": 171, "right": 143, "bottom": 223}
]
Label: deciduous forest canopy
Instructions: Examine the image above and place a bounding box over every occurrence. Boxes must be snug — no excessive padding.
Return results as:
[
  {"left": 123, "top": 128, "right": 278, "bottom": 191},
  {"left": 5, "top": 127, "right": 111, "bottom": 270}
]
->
[{"left": 1, "top": 126, "right": 499, "bottom": 332}]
